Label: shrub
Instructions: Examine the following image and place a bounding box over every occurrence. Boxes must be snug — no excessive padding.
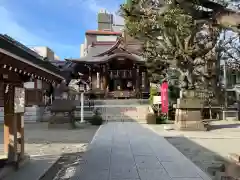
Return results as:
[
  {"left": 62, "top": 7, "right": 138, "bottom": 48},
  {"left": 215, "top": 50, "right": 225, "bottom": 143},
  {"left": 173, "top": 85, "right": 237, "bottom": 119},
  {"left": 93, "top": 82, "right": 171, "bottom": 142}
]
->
[
  {"left": 146, "top": 113, "right": 156, "bottom": 124},
  {"left": 90, "top": 108, "right": 103, "bottom": 126},
  {"left": 156, "top": 114, "right": 168, "bottom": 124}
]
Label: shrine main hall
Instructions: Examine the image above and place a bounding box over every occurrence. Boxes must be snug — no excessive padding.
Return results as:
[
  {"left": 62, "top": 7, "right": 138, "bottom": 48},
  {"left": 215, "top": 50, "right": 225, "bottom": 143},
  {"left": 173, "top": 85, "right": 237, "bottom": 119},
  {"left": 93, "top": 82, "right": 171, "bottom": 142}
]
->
[{"left": 61, "top": 35, "right": 150, "bottom": 99}]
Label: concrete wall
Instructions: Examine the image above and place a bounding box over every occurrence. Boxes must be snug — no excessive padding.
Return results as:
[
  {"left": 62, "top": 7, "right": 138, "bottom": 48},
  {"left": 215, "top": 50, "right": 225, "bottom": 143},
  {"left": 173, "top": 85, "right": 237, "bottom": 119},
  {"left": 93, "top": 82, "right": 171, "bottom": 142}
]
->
[
  {"left": 0, "top": 106, "right": 47, "bottom": 123},
  {"left": 80, "top": 44, "right": 84, "bottom": 57},
  {"left": 32, "top": 46, "right": 55, "bottom": 61}
]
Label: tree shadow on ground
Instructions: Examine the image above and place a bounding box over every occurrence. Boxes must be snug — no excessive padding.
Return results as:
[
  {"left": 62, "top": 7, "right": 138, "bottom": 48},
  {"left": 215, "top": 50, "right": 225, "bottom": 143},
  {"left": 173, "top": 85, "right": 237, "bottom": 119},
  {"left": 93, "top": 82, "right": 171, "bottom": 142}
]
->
[
  {"left": 39, "top": 152, "right": 85, "bottom": 180},
  {"left": 209, "top": 123, "right": 240, "bottom": 130},
  {"left": 101, "top": 104, "right": 240, "bottom": 180},
  {"left": 2, "top": 154, "right": 62, "bottom": 180},
  {"left": 165, "top": 136, "right": 240, "bottom": 179},
  {"left": 44, "top": 121, "right": 240, "bottom": 180},
  {"left": 23, "top": 123, "right": 99, "bottom": 144},
  {"left": 0, "top": 124, "right": 99, "bottom": 179}
]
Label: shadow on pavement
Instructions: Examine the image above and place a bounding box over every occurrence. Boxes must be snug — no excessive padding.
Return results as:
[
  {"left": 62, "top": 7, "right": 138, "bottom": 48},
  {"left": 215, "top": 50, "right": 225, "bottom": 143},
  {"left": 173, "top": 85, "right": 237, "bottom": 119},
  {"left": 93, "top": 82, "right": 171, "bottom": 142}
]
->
[
  {"left": 99, "top": 105, "right": 240, "bottom": 179},
  {"left": 39, "top": 152, "right": 85, "bottom": 180},
  {"left": 209, "top": 123, "right": 240, "bottom": 130},
  {"left": 0, "top": 124, "right": 99, "bottom": 180},
  {"left": 165, "top": 136, "right": 240, "bottom": 179},
  {"left": 3, "top": 154, "right": 59, "bottom": 180},
  {"left": 3, "top": 102, "right": 240, "bottom": 180},
  {"left": 20, "top": 122, "right": 240, "bottom": 180}
]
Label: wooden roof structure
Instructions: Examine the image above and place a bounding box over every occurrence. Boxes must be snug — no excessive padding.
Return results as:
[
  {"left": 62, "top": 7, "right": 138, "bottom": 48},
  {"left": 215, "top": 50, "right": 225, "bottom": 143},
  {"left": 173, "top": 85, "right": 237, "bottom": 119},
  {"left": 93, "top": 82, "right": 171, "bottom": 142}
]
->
[
  {"left": 0, "top": 34, "right": 65, "bottom": 84},
  {"left": 65, "top": 36, "right": 144, "bottom": 64}
]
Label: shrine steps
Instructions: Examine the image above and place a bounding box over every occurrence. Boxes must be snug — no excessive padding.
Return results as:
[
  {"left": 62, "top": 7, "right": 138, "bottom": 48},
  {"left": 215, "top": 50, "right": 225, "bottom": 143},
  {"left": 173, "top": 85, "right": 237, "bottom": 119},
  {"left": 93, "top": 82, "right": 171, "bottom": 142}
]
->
[{"left": 92, "top": 99, "right": 150, "bottom": 123}]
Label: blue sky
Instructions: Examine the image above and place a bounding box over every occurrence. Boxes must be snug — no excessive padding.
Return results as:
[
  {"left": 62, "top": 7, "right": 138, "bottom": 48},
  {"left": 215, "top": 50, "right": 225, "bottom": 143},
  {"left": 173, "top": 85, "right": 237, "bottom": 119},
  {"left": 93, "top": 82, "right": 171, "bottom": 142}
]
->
[{"left": 0, "top": 0, "right": 124, "bottom": 59}]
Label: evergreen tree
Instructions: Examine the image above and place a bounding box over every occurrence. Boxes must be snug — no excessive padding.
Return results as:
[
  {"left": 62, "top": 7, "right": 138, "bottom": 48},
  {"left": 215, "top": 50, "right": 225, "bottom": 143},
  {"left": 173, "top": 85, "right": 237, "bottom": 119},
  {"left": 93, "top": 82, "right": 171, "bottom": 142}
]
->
[{"left": 120, "top": 0, "right": 221, "bottom": 93}]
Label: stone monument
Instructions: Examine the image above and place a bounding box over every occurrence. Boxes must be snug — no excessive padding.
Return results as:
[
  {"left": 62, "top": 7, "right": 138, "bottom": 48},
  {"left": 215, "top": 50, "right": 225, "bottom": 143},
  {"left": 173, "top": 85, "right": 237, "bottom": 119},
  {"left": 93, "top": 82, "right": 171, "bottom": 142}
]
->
[
  {"left": 48, "top": 80, "right": 77, "bottom": 129},
  {"left": 174, "top": 90, "right": 207, "bottom": 131}
]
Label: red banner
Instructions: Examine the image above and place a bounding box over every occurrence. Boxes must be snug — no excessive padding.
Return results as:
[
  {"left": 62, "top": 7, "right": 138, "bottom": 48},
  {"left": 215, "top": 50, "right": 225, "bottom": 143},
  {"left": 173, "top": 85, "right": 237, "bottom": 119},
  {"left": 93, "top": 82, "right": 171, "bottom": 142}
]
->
[{"left": 161, "top": 82, "right": 168, "bottom": 113}]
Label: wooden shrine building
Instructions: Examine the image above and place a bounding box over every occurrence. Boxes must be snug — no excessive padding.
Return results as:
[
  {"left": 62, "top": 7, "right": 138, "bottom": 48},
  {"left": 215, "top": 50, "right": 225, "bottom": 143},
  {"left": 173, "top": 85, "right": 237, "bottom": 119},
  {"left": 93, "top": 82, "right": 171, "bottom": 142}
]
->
[
  {"left": 64, "top": 35, "right": 150, "bottom": 99},
  {"left": 0, "top": 34, "right": 64, "bottom": 168}
]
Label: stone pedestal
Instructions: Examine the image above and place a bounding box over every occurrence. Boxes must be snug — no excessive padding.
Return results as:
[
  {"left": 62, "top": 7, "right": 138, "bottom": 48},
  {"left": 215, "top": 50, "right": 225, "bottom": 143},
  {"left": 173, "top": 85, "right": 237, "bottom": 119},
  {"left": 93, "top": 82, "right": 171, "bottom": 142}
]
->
[
  {"left": 175, "top": 95, "right": 207, "bottom": 131},
  {"left": 48, "top": 99, "right": 76, "bottom": 129}
]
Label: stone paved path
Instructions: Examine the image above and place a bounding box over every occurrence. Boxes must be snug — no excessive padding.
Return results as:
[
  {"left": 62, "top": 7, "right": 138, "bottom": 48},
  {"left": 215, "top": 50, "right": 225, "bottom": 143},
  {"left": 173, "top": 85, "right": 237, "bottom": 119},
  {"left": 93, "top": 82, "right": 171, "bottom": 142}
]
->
[{"left": 70, "top": 122, "right": 211, "bottom": 180}]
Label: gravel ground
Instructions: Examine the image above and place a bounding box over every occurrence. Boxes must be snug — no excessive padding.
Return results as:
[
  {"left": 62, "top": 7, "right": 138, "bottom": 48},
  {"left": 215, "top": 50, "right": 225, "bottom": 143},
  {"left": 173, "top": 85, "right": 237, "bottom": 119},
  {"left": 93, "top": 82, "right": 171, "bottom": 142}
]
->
[
  {"left": 145, "top": 121, "right": 240, "bottom": 179},
  {"left": 0, "top": 123, "right": 98, "bottom": 156},
  {"left": 40, "top": 152, "right": 85, "bottom": 180},
  {"left": 0, "top": 122, "right": 99, "bottom": 180}
]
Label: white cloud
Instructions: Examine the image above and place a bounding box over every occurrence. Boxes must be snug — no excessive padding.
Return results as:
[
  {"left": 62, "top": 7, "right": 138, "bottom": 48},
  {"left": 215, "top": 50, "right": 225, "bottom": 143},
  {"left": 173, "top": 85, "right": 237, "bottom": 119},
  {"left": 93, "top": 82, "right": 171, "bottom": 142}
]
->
[
  {"left": 0, "top": 6, "right": 77, "bottom": 58},
  {"left": 0, "top": 0, "right": 124, "bottom": 58}
]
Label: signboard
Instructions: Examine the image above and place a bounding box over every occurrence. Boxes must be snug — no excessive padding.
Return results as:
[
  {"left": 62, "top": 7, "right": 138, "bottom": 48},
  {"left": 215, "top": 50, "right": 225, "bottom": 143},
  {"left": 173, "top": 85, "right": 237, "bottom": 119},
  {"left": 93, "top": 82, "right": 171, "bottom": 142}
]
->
[
  {"left": 24, "top": 82, "right": 34, "bottom": 89},
  {"left": 14, "top": 87, "right": 25, "bottom": 113},
  {"left": 161, "top": 82, "right": 168, "bottom": 113},
  {"left": 153, "top": 96, "right": 161, "bottom": 104},
  {"left": 36, "top": 79, "right": 42, "bottom": 89}
]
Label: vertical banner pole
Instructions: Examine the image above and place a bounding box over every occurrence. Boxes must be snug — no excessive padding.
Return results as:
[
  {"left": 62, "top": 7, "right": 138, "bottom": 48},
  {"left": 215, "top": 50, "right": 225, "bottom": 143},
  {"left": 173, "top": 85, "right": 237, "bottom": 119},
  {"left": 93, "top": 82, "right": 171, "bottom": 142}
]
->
[{"left": 161, "top": 81, "right": 169, "bottom": 121}]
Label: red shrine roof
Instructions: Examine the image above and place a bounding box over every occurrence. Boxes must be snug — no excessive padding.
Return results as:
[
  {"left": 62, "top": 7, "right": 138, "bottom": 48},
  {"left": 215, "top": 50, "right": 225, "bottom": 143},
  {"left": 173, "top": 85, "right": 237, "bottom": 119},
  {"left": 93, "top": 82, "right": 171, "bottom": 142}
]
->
[{"left": 85, "top": 30, "right": 122, "bottom": 35}]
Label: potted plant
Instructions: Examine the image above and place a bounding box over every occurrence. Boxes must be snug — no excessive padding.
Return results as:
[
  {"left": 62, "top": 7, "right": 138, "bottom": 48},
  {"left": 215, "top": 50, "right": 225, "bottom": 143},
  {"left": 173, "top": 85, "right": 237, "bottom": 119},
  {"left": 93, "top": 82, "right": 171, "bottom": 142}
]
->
[
  {"left": 156, "top": 113, "right": 168, "bottom": 124},
  {"left": 146, "top": 113, "right": 156, "bottom": 124},
  {"left": 90, "top": 108, "right": 103, "bottom": 125}
]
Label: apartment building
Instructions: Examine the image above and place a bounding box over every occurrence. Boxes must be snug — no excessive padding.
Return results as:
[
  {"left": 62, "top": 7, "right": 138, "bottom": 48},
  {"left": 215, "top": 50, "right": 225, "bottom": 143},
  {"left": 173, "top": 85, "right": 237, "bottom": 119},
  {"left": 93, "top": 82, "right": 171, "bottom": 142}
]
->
[
  {"left": 80, "top": 9, "right": 124, "bottom": 57},
  {"left": 31, "top": 46, "right": 59, "bottom": 61}
]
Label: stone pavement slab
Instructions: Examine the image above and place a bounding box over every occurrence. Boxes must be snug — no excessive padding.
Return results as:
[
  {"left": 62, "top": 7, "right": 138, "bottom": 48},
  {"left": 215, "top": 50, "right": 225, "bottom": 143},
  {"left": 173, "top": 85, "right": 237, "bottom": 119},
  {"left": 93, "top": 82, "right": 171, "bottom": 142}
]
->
[
  {"left": 3, "top": 154, "right": 59, "bottom": 180},
  {"left": 70, "top": 122, "right": 212, "bottom": 180}
]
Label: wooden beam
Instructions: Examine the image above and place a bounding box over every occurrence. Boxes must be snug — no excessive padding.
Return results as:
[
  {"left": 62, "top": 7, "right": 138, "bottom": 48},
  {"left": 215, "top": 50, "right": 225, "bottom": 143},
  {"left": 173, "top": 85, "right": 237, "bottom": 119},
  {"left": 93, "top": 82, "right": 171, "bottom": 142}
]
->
[
  {"left": 0, "top": 56, "right": 63, "bottom": 84},
  {"left": 4, "top": 83, "right": 14, "bottom": 156},
  {"left": 17, "top": 86, "right": 24, "bottom": 160},
  {"left": 4, "top": 82, "right": 25, "bottom": 165}
]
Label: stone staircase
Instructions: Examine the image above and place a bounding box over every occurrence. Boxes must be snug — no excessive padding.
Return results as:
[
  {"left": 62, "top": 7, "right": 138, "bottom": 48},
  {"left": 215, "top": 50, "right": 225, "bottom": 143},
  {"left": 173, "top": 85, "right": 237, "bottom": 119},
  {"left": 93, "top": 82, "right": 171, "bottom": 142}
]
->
[
  {"left": 40, "top": 99, "right": 149, "bottom": 123},
  {"left": 94, "top": 99, "right": 150, "bottom": 123},
  {"left": 41, "top": 100, "right": 95, "bottom": 122}
]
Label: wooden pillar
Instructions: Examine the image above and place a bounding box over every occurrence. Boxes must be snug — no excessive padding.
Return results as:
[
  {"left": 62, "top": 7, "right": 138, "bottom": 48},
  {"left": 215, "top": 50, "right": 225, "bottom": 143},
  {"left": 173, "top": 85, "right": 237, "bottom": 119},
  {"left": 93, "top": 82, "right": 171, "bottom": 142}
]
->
[
  {"left": 16, "top": 82, "right": 24, "bottom": 159},
  {"left": 4, "top": 82, "right": 25, "bottom": 163},
  {"left": 100, "top": 65, "right": 104, "bottom": 90},
  {"left": 96, "top": 71, "right": 100, "bottom": 89},
  {"left": 17, "top": 113, "right": 24, "bottom": 159},
  {"left": 102, "top": 65, "right": 107, "bottom": 89},
  {"left": 135, "top": 66, "right": 139, "bottom": 96},
  {"left": 4, "top": 83, "right": 14, "bottom": 155},
  {"left": 89, "top": 66, "right": 92, "bottom": 90},
  {"left": 103, "top": 64, "right": 109, "bottom": 97},
  {"left": 141, "top": 71, "right": 145, "bottom": 91},
  {"left": 4, "top": 82, "right": 18, "bottom": 163}
]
